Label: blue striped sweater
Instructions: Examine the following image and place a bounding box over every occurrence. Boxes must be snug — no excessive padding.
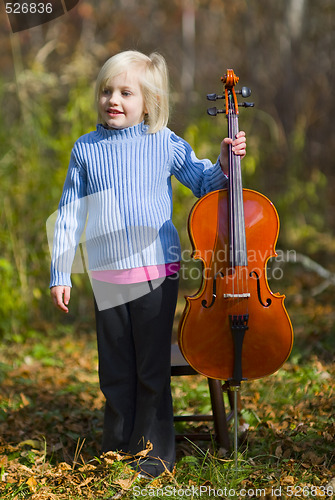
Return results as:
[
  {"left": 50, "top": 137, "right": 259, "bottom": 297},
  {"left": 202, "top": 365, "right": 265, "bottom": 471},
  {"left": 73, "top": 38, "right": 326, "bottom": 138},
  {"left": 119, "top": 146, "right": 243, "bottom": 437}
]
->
[{"left": 50, "top": 122, "right": 228, "bottom": 287}]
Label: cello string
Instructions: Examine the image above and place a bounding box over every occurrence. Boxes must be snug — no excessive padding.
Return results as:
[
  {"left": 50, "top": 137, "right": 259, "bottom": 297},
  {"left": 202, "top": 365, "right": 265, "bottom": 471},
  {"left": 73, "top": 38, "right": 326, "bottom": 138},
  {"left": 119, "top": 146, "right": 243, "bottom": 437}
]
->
[
  {"left": 233, "top": 112, "right": 241, "bottom": 317},
  {"left": 228, "top": 107, "right": 235, "bottom": 308},
  {"left": 230, "top": 106, "right": 249, "bottom": 319},
  {"left": 237, "top": 113, "right": 249, "bottom": 317},
  {"left": 232, "top": 111, "right": 238, "bottom": 311},
  {"left": 230, "top": 108, "right": 239, "bottom": 314},
  {"left": 236, "top": 113, "right": 249, "bottom": 317},
  {"left": 234, "top": 113, "right": 242, "bottom": 308}
]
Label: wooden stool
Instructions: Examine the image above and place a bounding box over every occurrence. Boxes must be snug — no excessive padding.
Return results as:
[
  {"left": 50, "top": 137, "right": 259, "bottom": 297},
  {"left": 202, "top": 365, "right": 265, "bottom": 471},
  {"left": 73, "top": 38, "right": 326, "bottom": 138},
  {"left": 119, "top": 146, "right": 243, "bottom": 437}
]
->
[{"left": 171, "top": 343, "right": 234, "bottom": 451}]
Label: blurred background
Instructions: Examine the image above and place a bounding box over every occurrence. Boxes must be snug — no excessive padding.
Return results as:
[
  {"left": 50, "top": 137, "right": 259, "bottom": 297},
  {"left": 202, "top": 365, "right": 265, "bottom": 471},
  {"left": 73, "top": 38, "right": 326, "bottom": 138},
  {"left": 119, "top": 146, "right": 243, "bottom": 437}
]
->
[{"left": 0, "top": 0, "right": 334, "bottom": 359}]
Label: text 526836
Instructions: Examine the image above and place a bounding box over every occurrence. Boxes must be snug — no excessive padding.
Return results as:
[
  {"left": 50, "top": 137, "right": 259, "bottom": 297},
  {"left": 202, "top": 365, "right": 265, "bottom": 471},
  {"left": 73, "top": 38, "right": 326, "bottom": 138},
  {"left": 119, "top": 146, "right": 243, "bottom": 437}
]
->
[{"left": 5, "top": 3, "right": 53, "bottom": 14}]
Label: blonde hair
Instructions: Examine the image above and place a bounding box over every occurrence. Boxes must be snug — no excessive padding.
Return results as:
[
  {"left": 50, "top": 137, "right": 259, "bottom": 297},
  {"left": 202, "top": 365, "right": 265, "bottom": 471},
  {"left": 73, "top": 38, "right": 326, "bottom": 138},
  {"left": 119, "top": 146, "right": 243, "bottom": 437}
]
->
[{"left": 95, "top": 51, "right": 170, "bottom": 133}]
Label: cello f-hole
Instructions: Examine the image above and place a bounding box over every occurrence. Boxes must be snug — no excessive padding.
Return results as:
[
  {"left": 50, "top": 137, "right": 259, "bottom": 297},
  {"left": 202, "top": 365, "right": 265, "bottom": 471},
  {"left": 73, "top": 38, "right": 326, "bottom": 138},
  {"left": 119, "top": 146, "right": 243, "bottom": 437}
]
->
[
  {"left": 249, "top": 270, "right": 272, "bottom": 307},
  {"left": 202, "top": 271, "right": 224, "bottom": 309}
]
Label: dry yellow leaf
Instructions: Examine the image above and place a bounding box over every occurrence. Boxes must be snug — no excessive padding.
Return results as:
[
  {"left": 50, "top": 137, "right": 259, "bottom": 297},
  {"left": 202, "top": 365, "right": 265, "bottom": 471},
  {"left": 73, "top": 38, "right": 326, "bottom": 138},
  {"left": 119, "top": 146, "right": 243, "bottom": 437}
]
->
[
  {"left": 103, "top": 451, "right": 124, "bottom": 464},
  {"left": 135, "top": 441, "right": 153, "bottom": 457},
  {"left": 281, "top": 475, "right": 295, "bottom": 485},
  {"left": 20, "top": 393, "right": 30, "bottom": 407},
  {"left": 27, "top": 476, "right": 37, "bottom": 492},
  {"left": 114, "top": 477, "right": 136, "bottom": 490}
]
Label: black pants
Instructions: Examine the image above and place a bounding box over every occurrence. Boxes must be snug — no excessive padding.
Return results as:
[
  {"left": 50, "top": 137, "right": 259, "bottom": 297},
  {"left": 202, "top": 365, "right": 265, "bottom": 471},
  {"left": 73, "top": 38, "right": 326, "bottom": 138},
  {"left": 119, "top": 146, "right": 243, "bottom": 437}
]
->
[{"left": 93, "top": 274, "right": 179, "bottom": 471}]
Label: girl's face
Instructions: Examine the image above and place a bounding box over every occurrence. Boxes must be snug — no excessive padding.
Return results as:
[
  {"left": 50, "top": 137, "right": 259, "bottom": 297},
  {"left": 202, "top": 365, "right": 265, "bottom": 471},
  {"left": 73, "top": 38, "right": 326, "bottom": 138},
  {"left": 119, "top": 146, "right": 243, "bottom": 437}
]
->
[{"left": 98, "top": 70, "right": 147, "bottom": 130}]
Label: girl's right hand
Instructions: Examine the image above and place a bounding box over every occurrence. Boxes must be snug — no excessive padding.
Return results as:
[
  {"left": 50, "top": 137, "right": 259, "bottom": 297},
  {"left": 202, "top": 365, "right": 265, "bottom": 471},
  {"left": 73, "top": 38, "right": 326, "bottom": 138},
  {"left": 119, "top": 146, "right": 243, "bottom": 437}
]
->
[{"left": 50, "top": 285, "right": 71, "bottom": 313}]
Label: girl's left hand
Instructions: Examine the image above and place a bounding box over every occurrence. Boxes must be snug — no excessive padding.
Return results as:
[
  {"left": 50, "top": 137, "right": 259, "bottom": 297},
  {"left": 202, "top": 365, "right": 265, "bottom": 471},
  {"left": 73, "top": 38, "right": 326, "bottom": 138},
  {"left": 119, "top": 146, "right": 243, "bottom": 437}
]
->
[{"left": 220, "top": 130, "right": 246, "bottom": 175}]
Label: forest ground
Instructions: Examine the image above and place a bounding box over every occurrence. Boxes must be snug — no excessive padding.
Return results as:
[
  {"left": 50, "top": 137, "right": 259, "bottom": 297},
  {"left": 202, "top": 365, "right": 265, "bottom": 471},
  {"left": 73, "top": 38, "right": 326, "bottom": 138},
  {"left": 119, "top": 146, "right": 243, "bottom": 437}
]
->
[{"left": 0, "top": 273, "right": 334, "bottom": 499}]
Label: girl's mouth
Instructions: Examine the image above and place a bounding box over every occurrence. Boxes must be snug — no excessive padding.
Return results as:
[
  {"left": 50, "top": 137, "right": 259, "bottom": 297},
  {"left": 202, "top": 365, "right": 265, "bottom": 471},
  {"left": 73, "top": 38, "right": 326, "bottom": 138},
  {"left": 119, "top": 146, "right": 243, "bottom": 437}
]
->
[{"left": 107, "top": 109, "right": 124, "bottom": 115}]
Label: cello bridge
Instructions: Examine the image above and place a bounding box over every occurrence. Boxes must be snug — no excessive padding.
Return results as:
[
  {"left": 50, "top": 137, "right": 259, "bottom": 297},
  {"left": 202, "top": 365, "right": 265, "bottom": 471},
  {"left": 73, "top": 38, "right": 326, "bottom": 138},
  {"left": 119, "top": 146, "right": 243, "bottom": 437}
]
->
[{"left": 223, "top": 293, "right": 250, "bottom": 299}]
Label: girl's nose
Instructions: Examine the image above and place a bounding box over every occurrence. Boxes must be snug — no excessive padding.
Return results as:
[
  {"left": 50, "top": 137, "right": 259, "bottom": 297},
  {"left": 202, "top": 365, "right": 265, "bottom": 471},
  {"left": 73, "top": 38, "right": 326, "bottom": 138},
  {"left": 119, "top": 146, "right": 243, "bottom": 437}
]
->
[{"left": 109, "top": 92, "right": 119, "bottom": 105}]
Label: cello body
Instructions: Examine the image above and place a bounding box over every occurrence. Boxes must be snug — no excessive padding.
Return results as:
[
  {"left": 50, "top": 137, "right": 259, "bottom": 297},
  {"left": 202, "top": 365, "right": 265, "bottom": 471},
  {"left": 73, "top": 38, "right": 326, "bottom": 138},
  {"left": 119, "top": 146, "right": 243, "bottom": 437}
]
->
[
  {"left": 178, "top": 69, "right": 293, "bottom": 383},
  {"left": 178, "top": 188, "right": 293, "bottom": 381}
]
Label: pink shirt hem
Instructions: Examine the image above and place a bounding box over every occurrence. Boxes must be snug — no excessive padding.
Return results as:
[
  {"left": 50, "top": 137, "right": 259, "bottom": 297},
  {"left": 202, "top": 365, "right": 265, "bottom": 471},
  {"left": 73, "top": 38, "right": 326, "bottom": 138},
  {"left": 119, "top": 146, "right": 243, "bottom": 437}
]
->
[{"left": 91, "top": 262, "right": 180, "bottom": 284}]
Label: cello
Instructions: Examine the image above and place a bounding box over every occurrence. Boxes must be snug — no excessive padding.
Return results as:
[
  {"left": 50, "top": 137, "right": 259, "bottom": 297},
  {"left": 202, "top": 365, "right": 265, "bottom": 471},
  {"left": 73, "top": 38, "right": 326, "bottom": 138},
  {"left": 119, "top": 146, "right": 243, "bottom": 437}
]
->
[{"left": 178, "top": 70, "right": 293, "bottom": 403}]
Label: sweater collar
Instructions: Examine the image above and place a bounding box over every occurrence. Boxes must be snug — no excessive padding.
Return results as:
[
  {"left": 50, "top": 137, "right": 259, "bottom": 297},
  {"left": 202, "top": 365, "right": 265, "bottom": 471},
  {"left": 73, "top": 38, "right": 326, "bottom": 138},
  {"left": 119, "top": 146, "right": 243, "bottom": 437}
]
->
[{"left": 96, "top": 121, "right": 148, "bottom": 141}]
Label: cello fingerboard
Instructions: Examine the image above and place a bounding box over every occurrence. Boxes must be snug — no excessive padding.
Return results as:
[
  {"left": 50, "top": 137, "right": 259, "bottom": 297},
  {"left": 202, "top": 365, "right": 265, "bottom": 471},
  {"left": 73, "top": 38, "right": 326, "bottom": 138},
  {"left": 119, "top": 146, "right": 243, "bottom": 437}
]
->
[{"left": 227, "top": 95, "right": 248, "bottom": 268}]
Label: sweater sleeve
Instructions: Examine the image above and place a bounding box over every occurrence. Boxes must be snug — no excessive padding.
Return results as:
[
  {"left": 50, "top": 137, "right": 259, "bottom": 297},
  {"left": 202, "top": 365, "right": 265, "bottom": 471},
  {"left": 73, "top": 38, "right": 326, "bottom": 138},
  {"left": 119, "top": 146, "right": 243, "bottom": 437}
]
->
[
  {"left": 169, "top": 132, "right": 228, "bottom": 197},
  {"left": 50, "top": 148, "right": 88, "bottom": 288}
]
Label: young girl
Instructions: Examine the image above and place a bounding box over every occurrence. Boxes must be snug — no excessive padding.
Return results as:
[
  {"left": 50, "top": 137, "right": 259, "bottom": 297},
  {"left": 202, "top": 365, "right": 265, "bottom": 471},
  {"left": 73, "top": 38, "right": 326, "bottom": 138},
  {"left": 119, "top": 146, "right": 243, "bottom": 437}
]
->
[{"left": 50, "top": 50, "right": 246, "bottom": 477}]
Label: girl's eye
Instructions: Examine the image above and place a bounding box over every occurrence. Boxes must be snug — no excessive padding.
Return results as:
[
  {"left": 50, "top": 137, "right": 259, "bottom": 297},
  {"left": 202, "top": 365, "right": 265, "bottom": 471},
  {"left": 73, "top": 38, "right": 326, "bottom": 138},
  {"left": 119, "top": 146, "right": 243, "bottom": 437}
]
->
[
  {"left": 102, "top": 88, "right": 111, "bottom": 95},
  {"left": 122, "top": 90, "right": 132, "bottom": 97}
]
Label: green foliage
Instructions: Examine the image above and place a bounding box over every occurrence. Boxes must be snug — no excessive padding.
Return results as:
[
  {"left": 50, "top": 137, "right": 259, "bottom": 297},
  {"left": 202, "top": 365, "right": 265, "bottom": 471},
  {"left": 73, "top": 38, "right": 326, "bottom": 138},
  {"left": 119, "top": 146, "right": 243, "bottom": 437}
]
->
[
  {"left": 0, "top": 258, "right": 27, "bottom": 339},
  {"left": 272, "top": 117, "right": 331, "bottom": 255},
  {"left": 0, "top": 65, "right": 96, "bottom": 340}
]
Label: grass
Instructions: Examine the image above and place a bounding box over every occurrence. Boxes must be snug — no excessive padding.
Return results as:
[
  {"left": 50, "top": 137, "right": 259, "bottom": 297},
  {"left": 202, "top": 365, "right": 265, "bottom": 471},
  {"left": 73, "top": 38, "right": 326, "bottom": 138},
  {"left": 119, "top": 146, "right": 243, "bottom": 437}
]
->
[{"left": 0, "top": 285, "right": 334, "bottom": 499}]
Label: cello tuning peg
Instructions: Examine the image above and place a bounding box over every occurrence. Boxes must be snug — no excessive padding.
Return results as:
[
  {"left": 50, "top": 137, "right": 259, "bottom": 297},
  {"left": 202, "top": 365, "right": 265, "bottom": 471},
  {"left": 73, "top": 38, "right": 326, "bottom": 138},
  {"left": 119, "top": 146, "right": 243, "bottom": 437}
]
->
[
  {"left": 207, "top": 93, "right": 224, "bottom": 101},
  {"left": 207, "top": 107, "right": 218, "bottom": 116},
  {"left": 239, "top": 101, "right": 254, "bottom": 108},
  {"left": 207, "top": 107, "right": 225, "bottom": 116},
  {"left": 236, "top": 86, "right": 252, "bottom": 98}
]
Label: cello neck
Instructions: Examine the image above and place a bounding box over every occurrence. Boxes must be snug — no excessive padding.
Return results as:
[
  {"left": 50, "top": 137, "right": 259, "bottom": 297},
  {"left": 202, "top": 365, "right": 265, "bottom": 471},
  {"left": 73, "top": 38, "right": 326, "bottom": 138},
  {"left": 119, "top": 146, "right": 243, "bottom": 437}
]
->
[{"left": 227, "top": 95, "right": 247, "bottom": 268}]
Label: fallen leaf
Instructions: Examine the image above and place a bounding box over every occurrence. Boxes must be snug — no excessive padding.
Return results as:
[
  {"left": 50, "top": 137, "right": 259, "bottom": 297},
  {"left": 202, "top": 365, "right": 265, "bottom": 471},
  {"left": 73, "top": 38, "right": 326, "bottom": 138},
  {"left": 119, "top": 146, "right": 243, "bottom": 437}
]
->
[
  {"left": 20, "top": 392, "right": 30, "bottom": 406},
  {"left": 78, "top": 463, "right": 97, "bottom": 472},
  {"left": 103, "top": 451, "right": 125, "bottom": 465},
  {"left": 18, "top": 439, "right": 43, "bottom": 450},
  {"left": 301, "top": 451, "right": 324, "bottom": 465},
  {"left": 135, "top": 441, "right": 153, "bottom": 457},
  {"left": 114, "top": 477, "right": 136, "bottom": 490},
  {"left": 27, "top": 476, "right": 37, "bottom": 492},
  {"left": 57, "top": 462, "right": 72, "bottom": 472},
  {"left": 281, "top": 475, "right": 295, "bottom": 485},
  {"left": 275, "top": 445, "right": 282, "bottom": 457},
  {"left": 78, "top": 476, "right": 94, "bottom": 488}
]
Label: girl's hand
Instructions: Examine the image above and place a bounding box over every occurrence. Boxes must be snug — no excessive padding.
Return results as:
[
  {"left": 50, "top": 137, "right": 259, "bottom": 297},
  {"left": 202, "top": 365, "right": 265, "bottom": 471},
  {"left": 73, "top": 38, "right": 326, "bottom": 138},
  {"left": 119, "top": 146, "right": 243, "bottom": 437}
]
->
[
  {"left": 50, "top": 285, "right": 71, "bottom": 313},
  {"left": 220, "top": 130, "right": 246, "bottom": 175}
]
